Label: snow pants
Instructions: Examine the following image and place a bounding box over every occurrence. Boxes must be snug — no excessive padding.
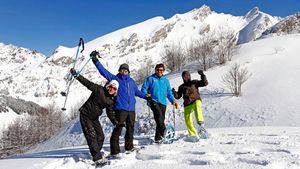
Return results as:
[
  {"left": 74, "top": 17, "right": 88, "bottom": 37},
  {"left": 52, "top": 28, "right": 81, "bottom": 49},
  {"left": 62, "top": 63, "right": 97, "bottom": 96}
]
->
[
  {"left": 184, "top": 100, "right": 204, "bottom": 136},
  {"left": 148, "top": 100, "right": 167, "bottom": 141},
  {"left": 110, "top": 110, "right": 135, "bottom": 155},
  {"left": 80, "top": 112, "right": 104, "bottom": 161}
]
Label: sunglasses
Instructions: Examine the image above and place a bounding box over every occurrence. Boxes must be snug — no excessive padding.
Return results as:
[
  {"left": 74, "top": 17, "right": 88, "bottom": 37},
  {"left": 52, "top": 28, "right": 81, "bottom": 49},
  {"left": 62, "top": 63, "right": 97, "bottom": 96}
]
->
[
  {"left": 156, "top": 69, "right": 164, "bottom": 72},
  {"left": 108, "top": 86, "right": 117, "bottom": 91}
]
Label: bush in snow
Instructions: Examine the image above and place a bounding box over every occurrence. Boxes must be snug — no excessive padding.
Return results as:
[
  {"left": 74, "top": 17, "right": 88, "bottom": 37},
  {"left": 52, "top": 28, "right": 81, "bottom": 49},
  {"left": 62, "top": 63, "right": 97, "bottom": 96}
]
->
[{"left": 222, "top": 63, "right": 252, "bottom": 96}]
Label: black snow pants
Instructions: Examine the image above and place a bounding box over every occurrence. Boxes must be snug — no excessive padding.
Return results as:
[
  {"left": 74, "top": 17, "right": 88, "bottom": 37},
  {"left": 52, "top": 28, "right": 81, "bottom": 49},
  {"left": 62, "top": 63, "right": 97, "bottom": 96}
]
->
[
  {"left": 110, "top": 110, "right": 135, "bottom": 155},
  {"left": 149, "top": 100, "right": 167, "bottom": 141},
  {"left": 80, "top": 111, "right": 104, "bottom": 161}
]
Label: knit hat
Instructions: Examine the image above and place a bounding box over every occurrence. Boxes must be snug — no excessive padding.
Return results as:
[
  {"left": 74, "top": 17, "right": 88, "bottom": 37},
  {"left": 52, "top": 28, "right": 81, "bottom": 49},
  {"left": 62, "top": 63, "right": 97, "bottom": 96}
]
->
[
  {"left": 106, "top": 80, "right": 119, "bottom": 92},
  {"left": 118, "top": 63, "right": 130, "bottom": 72},
  {"left": 182, "top": 71, "right": 190, "bottom": 77}
]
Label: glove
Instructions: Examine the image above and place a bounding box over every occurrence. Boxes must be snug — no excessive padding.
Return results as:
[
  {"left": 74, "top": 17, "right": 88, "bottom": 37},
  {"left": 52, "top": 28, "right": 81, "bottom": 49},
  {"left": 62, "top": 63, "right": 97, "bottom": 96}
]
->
[
  {"left": 90, "top": 50, "right": 99, "bottom": 63},
  {"left": 70, "top": 68, "right": 79, "bottom": 77},
  {"left": 198, "top": 70, "right": 204, "bottom": 75},
  {"left": 172, "top": 101, "right": 179, "bottom": 109},
  {"left": 145, "top": 94, "right": 152, "bottom": 101}
]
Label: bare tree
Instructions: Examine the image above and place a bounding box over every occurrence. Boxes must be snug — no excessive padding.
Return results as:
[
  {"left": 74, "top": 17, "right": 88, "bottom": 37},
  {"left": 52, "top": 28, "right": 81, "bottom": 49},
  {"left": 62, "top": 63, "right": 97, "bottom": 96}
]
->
[
  {"left": 215, "top": 29, "right": 239, "bottom": 64},
  {"left": 162, "top": 43, "right": 186, "bottom": 72},
  {"left": 222, "top": 63, "right": 252, "bottom": 96},
  {"left": 0, "top": 104, "right": 66, "bottom": 158},
  {"left": 188, "top": 33, "right": 215, "bottom": 70},
  {"left": 133, "top": 59, "right": 153, "bottom": 84}
]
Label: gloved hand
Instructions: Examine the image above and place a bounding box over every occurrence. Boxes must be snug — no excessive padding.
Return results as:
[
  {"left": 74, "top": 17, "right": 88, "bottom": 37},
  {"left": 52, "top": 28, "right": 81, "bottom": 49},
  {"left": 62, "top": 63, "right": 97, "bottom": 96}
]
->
[
  {"left": 198, "top": 70, "right": 204, "bottom": 75},
  {"left": 145, "top": 94, "right": 152, "bottom": 101},
  {"left": 90, "top": 50, "right": 99, "bottom": 63},
  {"left": 172, "top": 101, "right": 179, "bottom": 109},
  {"left": 70, "top": 68, "right": 79, "bottom": 77}
]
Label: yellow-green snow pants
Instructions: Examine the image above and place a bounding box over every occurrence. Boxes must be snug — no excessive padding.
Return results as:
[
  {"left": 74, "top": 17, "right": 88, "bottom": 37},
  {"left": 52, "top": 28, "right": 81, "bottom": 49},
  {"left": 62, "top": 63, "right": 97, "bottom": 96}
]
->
[{"left": 184, "top": 100, "right": 204, "bottom": 136}]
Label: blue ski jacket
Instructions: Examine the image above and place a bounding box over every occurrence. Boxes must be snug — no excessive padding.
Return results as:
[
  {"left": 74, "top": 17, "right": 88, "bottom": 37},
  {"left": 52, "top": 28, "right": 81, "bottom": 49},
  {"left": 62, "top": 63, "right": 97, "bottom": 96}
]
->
[
  {"left": 141, "top": 74, "right": 175, "bottom": 106},
  {"left": 94, "top": 61, "right": 146, "bottom": 112}
]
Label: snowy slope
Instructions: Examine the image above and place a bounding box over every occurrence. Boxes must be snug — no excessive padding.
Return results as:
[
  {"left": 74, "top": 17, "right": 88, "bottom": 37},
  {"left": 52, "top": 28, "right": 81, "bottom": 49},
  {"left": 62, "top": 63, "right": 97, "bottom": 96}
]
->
[{"left": 0, "top": 127, "right": 299, "bottom": 169}]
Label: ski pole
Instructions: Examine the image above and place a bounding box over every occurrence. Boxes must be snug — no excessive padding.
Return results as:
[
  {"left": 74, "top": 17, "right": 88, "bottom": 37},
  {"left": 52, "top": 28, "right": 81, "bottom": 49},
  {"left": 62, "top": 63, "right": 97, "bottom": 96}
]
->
[{"left": 61, "top": 38, "right": 84, "bottom": 111}]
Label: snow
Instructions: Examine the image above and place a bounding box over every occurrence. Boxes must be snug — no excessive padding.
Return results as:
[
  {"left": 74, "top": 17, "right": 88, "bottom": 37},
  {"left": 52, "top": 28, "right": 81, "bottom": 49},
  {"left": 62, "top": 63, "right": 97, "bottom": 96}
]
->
[
  {"left": 1, "top": 127, "right": 299, "bottom": 169},
  {"left": 1, "top": 4, "right": 300, "bottom": 169}
]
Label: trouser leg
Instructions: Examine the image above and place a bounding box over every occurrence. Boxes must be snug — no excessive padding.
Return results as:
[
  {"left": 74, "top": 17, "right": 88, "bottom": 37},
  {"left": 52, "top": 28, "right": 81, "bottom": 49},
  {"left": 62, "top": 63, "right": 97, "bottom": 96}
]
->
[
  {"left": 149, "top": 101, "right": 166, "bottom": 141},
  {"left": 80, "top": 113, "right": 103, "bottom": 161}
]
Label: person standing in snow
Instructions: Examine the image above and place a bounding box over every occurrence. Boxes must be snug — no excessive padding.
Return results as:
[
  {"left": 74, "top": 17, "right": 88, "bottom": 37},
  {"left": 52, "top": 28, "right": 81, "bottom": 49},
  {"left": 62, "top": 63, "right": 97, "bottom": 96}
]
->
[
  {"left": 69, "top": 68, "right": 119, "bottom": 164},
  {"left": 172, "top": 70, "right": 208, "bottom": 140},
  {"left": 90, "top": 51, "right": 151, "bottom": 157},
  {"left": 141, "top": 63, "right": 179, "bottom": 143}
]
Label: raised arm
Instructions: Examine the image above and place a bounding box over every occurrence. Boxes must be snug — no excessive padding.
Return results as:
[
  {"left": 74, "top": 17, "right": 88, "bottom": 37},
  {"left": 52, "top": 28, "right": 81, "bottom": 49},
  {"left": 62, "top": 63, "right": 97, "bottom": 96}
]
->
[
  {"left": 90, "top": 51, "right": 116, "bottom": 81},
  {"left": 70, "top": 68, "right": 97, "bottom": 91},
  {"left": 197, "top": 70, "right": 208, "bottom": 87}
]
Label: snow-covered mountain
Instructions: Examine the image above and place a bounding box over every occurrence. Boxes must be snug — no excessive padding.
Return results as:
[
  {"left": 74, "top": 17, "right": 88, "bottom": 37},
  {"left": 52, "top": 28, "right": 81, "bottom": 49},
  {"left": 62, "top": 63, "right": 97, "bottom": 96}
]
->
[
  {"left": 260, "top": 12, "right": 300, "bottom": 38},
  {"left": 237, "top": 7, "right": 280, "bottom": 44}
]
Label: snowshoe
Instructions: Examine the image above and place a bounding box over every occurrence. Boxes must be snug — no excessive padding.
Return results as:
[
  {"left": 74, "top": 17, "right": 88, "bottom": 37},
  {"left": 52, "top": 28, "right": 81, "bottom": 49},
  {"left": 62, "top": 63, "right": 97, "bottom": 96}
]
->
[
  {"left": 163, "top": 124, "right": 175, "bottom": 144},
  {"left": 198, "top": 125, "right": 209, "bottom": 139}
]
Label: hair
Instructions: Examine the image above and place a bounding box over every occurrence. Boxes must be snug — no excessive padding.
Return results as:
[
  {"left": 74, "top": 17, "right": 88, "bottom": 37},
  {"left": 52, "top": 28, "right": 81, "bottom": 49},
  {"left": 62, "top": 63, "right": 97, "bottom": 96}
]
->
[{"left": 155, "top": 63, "right": 165, "bottom": 70}]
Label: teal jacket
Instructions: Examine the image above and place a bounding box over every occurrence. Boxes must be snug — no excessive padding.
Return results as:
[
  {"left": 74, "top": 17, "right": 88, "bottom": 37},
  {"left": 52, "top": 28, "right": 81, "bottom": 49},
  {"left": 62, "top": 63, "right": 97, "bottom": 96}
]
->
[{"left": 141, "top": 74, "right": 175, "bottom": 106}]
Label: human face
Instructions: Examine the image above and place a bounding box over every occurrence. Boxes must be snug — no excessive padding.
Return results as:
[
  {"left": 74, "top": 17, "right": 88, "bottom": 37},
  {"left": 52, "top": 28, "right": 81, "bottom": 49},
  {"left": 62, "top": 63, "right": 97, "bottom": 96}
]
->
[
  {"left": 155, "top": 68, "right": 164, "bottom": 77},
  {"left": 107, "top": 86, "right": 117, "bottom": 95},
  {"left": 182, "top": 74, "right": 190, "bottom": 82},
  {"left": 119, "top": 69, "right": 129, "bottom": 75}
]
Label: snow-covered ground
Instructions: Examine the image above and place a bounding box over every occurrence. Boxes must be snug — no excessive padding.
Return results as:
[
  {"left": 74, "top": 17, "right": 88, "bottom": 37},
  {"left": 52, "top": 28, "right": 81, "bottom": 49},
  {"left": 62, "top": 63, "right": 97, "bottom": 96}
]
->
[{"left": 1, "top": 127, "right": 299, "bottom": 169}]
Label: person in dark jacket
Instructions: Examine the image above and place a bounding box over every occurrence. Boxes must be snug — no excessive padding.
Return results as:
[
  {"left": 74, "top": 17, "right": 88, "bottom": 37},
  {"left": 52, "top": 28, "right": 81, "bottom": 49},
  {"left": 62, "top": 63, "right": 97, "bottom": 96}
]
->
[
  {"left": 141, "top": 63, "right": 179, "bottom": 143},
  {"left": 90, "top": 51, "right": 151, "bottom": 157},
  {"left": 172, "top": 70, "right": 208, "bottom": 139},
  {"left": 70, "top": 68, "right": 119, "bottom": 164}
]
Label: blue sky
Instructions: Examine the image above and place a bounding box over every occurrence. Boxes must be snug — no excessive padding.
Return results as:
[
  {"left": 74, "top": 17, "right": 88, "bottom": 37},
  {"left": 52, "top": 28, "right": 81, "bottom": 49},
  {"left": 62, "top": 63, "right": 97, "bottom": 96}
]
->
[{"left": 0, "top": 0, "right": 299, "bottom": 56}]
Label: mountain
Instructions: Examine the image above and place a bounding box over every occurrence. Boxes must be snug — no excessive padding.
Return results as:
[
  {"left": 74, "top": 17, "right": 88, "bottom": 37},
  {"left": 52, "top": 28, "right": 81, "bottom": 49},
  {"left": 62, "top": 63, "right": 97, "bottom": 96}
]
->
[
  {"left": 260, "top": 12, "right": 300, "bottom": 38},
  {"left": 237, "top": 7, "right": 280, "bottom": 44}
]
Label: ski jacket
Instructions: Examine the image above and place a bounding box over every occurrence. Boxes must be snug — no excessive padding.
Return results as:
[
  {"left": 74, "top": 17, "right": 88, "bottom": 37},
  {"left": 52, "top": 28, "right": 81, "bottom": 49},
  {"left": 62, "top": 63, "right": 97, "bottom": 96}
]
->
[
  {"left": 76, "top": 75, "right": 116, "bottom": 122},
  {"left": 141, "top": 74, "right": 175, "bottom": 106},
  {"left": 174, "top": 74, "right": 208, "bottom": 107},
  {"left": 94, "top": 61, "right": 146, "bottom": 112}
]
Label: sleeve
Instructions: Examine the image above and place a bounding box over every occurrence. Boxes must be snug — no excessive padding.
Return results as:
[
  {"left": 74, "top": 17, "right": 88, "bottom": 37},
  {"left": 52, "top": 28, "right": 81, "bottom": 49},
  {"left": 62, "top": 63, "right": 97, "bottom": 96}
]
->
[
  {"left": 76, "top": 75, "right": 98, "bottom": 92},
  {"left": 166, "top": 80, "right": 176, "bottom": 103},
  {"left": 106, "top": 104, "right": 117, "bottom": 125},
  {"left": 196, "top": 74, "right": 208, "bottom": 87},
  {"left": 175, "top": 85, "right": 183, "bottom": 99},
  {"left": 94, "top": 60, "right": 116, "bottom": 81},
  {"left": 141, "top": 77, "right": 150, "bottom": 95},
  {"left": 134, "top": 80, "right": 147, "bottom": 99}
]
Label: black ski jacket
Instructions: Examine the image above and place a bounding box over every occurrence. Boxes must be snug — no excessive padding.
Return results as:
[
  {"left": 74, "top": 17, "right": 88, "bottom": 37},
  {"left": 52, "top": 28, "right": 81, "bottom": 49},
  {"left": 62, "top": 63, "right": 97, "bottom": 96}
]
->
[{"left": 76, "top": 75, "right": 116, "bottom": 123}]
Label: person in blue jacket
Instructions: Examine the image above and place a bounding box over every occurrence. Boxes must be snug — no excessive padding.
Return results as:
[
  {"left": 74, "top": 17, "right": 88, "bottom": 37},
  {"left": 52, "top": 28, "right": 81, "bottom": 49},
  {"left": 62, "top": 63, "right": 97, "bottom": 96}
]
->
[
  {"left": 141, "top": 63, "right": 179, "bottom": 143},
  {"left": 90, "top": 51, "right": 151, "bottom": 157}
]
